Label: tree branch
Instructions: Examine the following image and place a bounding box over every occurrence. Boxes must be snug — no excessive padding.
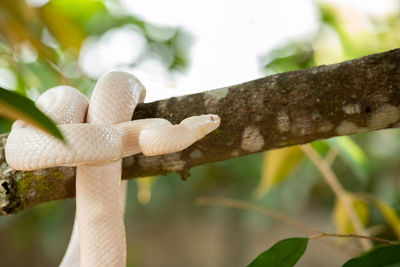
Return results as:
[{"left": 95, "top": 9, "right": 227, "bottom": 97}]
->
[{"left": 1, "top": 48, "right": 400, "bottom": 215}]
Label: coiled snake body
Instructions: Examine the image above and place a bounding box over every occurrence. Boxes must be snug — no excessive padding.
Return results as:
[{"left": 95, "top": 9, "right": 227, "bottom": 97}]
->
[{"left": 5, "top": 71, "right": 220, "bottom": 266}]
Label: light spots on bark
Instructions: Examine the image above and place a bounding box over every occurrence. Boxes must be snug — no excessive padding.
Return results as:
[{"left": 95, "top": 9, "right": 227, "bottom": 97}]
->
[
  {"left": 205, "top": 87, "right": 229, "bottom": 101},
  {"left": 291, "top": 112, "right": 313, "bottom": 136},
  {"left": 26, "top": 188, "right": 36, "bottom": 200},
  {"left": 369, "top": 104, "right": 400, "bottom": 130},
  {"left": 162, "top": 153, "right": 186, "bottom": 172},
  {"left": 204, "top": 87, "right": 229, "bottom": 113},
  {"left": 310, "top": 62, "right": 340, "bottom": 74},
  {"left": 371, "top": 91, "right": 389, "bottom": 104},
  {"left": 189, "top": 149, "right": 203, "bottom": 159},
  {"left": 336, "top": 104, "right": 400, "bottom": 135},
  {"left": 157, "top": 101, "right": 168, "bottom": 113},
  {"left": 311, "top": 112, "right": 322, "bottom": 122},
  {"left": 336, "top": 121, "right": 368, "bottom": 135},
  {"left": 265, "top": 75, "right": 278, "bottom": 89},
  {"left": 342, "top": 104, "right": 361, "bottom": 114},
  {"left": 176, "top": 95, "right": 186, "bottom": 102},
  {"left": 139, "top": 153, "right": 186, "bottom": 172},
  {"left": 277, "top": 111, "right": 290, "bottom": 133},
  {"left": 252, "top": 93, "right": 264, "bottom": 109},
  {"left": 230, "top": 150, "right": 240, "bottom": 157},
  {"left": 318, "top": 122, "right": 334, "bottom": 133},
  {"left": 241, "top": 126, "right": 264, "bottom": 152}
]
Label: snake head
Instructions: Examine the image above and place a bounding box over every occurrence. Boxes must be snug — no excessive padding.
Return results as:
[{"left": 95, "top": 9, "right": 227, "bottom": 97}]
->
[
  {"left": 181, "top": 114, "right": 221, "bottom": 138},
  {"left": 138, "top": 114, "right": 220, "bottom": 157}
]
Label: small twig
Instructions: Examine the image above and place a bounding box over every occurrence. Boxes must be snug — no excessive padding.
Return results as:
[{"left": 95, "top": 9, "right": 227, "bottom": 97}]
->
[
  {"left": 196, "top": 196, "right": 316, "bottom": 235},
  {"left": 196, "top": 196, "right": 361, "bottom": 255},
  {"left": 309, "top": 231, "right": 396, "bottom": 246},
  {"left": 300, "top": 144, "right": 372, "bottom": 250},
  {"left": 353, "top": 192, "right": 400, "bottom": 239},
  {"left": 325, "top": 148, "right": 339, "bottom": 166}
]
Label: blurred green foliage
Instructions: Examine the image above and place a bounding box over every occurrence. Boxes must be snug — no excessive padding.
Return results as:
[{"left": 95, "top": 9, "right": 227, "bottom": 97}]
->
[
  {"left": 0, "top": 0, "right": 191, "bottom": 133},
  {"left": 261, "top": 3, "right": 400, "bottom": 73},
  {"left": 0, "top": 1, "right": 400, "bottom": 267},
  {"left": 258, "top": 3, "right": 400, "bottom": 266}
]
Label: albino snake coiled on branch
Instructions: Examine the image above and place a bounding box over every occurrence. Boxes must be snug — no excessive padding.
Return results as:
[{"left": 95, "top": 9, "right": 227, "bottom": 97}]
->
[{"left": 5, "top": 70, "right": 220, "bottom": 266}]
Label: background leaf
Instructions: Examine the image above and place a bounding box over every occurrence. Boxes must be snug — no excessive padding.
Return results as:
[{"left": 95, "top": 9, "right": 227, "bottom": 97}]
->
[
  {"left": 333, "top": 196, "right": 369, "bottom": 235},
  {"left": 375, "top": 200, "right": 400, "bottom": 239},
  {"left": 247, "top": 237, "right": 308, "bottom": 267},
  {"left": 39, "top": 3, "right": 86, "bottom": 50},
  {"left": 254, "top": 146, "right": 303, "bottom": 198},
  {"left": 342, "top": 244, "right": 400, "bottom": 267},
  {"left": 0, "top": 87, "right": 63, "bottom": 141},
  {"left": 325, "top": 136, "right": 369, "bottom": 182},
  {"left": 136, "top": 176, "right": 157, "bottom": 204}
]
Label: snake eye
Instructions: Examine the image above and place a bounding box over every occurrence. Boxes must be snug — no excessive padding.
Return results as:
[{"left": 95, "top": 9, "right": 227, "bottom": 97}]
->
[{"left": 209, "top": 115, "right": 220, "bottom": 125}]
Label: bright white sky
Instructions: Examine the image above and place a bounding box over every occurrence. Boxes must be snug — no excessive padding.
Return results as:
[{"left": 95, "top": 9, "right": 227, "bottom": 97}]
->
[
  {"left": 1, "top": 0, "right": 396, "bottom": 102},
  {"left": 112, "top": 0, "right": 398, "bottom": 102},
  {"left": 112, "top": 0, "right": 319, "bottom": 101}
]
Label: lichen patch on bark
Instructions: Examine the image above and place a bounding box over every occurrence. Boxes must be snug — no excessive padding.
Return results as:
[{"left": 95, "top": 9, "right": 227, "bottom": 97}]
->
[
  {"left": 204, "top": 87, "right": 229, "bottom": 113},
  {"left": 318, "top": 122, "right": 334, "bottom": 133},
  {"left": 205, "top": 87, "right": 229, "bottom": 100},
  {"left": 369, "top": 104, "right": 400, "bottom": 130},
  {"left": 139, "top": 153, "right": 186, "bottom": 173},
  {"left": 342, "top": 103, "right": 361, "bottom": 114},
  {"left": 230, "top": 150, "right": 240, "bottom": 157},
  {"left": 277, "top": 111, "right": 290, "bottom": 132},
  {"left": 241, "top": 126, "right": 264, "bottom": 152},
  {"left": 336, "top": 120, "right": 368, "bottom": 135},
  {"left": 189, "top": 149, "right": 203, "bottom": 158},
  {"left": 157, "top": 100, "right": 168, "bottom": 113},
  {"left": 291, "top": 112, "right": 313, "bottom": 136}
]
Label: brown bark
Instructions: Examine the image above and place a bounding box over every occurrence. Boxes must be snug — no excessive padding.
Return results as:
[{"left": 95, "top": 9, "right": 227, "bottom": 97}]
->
[{"left": 1, "top": 48, "right": 400, "bottom": 215}]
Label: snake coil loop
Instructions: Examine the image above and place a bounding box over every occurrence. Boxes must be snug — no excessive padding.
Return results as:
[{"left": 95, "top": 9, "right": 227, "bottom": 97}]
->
[{"left": 5, "top": 70, "right": 220, "bottom": 267}]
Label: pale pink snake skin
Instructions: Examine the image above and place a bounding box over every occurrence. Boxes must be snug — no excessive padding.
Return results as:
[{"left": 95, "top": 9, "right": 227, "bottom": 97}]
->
[{"left": 5, "top": 71, "right": 220, "bottom": 266}]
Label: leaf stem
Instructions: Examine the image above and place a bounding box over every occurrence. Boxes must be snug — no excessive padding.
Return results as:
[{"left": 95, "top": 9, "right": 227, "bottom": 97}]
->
[
  {"left": 196, "top": 196, "right": 362, "bottom": 255},
  {"left": 300, "top": 144, "right": 372, "bottom": 250},
  {"left": 309, "top": 231, "right": 396, "bottom": 246}
]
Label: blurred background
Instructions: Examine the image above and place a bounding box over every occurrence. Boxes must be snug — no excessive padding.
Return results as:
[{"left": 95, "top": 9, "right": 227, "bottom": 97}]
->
[{"left": 0, "top": 0, "right": 400, "bottom": 266}]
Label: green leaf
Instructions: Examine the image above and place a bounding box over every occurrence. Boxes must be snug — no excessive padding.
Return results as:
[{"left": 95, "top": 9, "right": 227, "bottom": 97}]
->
[
  {"left": 0, "top": 87, "right": 64, "bottom": 141},
  {"left": 248, "top": 238, "right": 308, "bottom": 267},
  {"left": 261, "top": 41, "right": 314, "bottom": 75},
  {"left": 0, "top": 117, "right": 13, "bottom": 134},
  {"left": 342, "top": 244, "right": 400, "bottom": 267},
  {"left": 325, "top": 136, "right": 368, "bottom": 182}
]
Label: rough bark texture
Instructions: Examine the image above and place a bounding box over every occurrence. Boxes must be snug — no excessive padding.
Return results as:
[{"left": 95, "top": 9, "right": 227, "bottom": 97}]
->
[{"left": 1, "top": 49, "right": 400, "bottom": 215}]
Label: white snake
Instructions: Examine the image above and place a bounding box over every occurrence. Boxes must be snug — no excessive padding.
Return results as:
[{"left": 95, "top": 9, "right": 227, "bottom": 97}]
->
[{"left": 5, "top": 71, "right": 220, "bottom": 266}]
